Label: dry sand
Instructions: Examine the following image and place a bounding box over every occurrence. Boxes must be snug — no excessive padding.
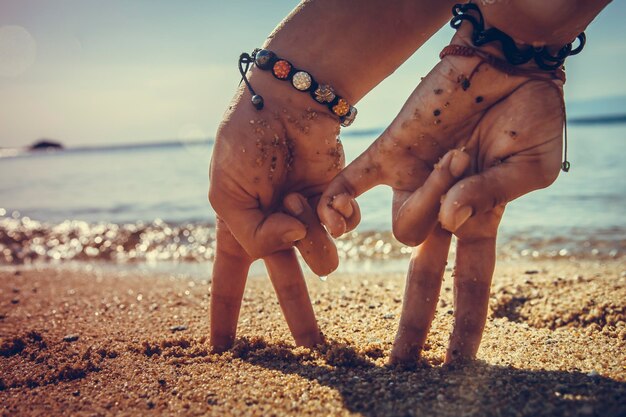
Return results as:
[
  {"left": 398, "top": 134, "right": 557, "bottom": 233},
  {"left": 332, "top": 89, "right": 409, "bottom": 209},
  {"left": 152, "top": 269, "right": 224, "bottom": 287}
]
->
[{"left": 1, "top": 259, "right": 625, "bottom": 416}]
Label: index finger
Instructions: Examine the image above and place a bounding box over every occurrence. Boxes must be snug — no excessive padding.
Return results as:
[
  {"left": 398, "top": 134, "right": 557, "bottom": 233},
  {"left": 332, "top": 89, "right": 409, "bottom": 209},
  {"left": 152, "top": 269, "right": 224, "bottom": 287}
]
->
[{"left": 264, "top": 249, "right": 322, "bottom": 347}]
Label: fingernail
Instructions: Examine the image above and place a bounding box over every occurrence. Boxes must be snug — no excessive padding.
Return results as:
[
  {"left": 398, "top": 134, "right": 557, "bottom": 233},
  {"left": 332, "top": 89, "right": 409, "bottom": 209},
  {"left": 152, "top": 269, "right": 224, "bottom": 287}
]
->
[
  {"left": 282, "top": 229, "right": 305, "bottom": 243},
  {"left": 451, "top": 206, "right": 473, "bottom": 231},
  {"left": 284, "top": 195, "right": 304, "bottom": 216},
  {"left": 449, "top": 150, "right": 470, "bottom": 178}
]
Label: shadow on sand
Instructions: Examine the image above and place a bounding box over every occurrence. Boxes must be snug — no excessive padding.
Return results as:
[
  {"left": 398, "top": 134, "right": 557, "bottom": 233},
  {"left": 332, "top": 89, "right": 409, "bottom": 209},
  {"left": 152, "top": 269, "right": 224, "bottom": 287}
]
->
[{"left": 231, "top": 338, "right": 625, "bottom": 417}]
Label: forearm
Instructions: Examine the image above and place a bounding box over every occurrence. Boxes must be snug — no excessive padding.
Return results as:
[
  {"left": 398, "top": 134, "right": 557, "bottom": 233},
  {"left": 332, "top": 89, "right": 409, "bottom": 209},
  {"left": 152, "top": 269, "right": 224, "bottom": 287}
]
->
[
  {"left": 478, "top": 0, "right": 612, "bottom": 47},
  {"left": 256, "top": 0, "right": 457, "bottom": 103}
]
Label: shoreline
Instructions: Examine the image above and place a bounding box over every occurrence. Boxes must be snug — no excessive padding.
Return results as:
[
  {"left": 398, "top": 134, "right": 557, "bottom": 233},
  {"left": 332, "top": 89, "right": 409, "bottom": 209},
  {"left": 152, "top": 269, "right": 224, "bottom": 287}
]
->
[
  {"left": 1, "top": 259, "right": 625, "bottom": 416},
  {"left": 2, "top": 215, "right": 624, "bottom": 267}
]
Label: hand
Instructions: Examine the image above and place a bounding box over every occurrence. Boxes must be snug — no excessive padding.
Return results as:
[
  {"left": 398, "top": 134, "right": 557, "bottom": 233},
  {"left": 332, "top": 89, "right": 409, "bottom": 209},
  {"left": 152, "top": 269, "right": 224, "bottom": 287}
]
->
[
  {"left": 208, "top": 79, "right": 345, "bottom": 352},
  {"left": 206, "top": 0, "right": 460, "bottom": 354},
  {"left": 318, "top": 26, "right": 564, "bottom": 363}
]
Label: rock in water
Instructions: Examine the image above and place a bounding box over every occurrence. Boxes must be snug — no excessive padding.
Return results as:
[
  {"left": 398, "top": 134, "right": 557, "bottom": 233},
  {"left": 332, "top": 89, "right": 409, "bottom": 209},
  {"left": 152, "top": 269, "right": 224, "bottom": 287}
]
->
[{"left": 29, "top": 139, "right": 63, "bottom": 151}]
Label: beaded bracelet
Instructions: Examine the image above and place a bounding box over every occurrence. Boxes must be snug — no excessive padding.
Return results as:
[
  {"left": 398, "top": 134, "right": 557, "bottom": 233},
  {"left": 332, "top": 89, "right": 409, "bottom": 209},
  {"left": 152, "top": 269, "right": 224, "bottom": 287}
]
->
[{"left": 238, "top": 49, "right": 357, "bottom": 127}]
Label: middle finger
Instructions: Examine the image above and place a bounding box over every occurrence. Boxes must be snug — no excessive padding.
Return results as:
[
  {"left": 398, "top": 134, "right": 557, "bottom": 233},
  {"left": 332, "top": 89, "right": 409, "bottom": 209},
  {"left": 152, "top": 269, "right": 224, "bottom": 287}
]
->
[{"left": 264, "top": 248, "right": 322, "bottom": 347}]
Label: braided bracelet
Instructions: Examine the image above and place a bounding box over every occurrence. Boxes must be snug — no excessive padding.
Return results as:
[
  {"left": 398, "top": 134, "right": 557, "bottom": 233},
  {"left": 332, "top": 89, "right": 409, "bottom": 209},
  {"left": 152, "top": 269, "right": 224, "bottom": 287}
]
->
[{"left": 238, "top": 49, "right": 357, "bottom": 127}]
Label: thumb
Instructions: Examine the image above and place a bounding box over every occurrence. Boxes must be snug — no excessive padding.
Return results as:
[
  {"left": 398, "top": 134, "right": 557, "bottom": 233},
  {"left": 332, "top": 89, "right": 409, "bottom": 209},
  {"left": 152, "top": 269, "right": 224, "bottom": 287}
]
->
[
  {"left": 242, "top": 211, "right": 308, "bottom": 259},
  {"left": 318, "top": 142, "right": 383, "bottom": 237}
]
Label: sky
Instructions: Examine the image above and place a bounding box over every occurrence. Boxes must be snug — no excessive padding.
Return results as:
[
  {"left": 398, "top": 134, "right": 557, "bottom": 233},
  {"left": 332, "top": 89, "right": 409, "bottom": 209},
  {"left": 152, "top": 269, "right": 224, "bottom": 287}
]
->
[{"left": 1, "top": 0, "right": 625, "bottom": 148}]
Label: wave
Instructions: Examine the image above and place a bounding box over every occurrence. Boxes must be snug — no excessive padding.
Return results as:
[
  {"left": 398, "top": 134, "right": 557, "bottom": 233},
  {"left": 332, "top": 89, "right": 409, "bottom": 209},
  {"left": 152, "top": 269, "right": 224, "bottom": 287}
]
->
[{"left": 0, "top": 217, "right": 623, "bottom": 266}]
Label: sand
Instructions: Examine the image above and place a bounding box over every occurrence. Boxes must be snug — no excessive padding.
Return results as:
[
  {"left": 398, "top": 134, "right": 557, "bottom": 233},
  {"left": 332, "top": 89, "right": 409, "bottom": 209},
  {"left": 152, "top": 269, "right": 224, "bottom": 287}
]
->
[{"left": 1, "top": 259, "right": 625, "bottom": 416}]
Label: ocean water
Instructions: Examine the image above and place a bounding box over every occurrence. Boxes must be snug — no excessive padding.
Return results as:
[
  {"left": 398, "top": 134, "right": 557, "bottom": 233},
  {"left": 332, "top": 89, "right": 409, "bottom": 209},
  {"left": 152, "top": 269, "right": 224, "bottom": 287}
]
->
[{"left": 1, "top": 124, "right": 625, "bottom": 271}]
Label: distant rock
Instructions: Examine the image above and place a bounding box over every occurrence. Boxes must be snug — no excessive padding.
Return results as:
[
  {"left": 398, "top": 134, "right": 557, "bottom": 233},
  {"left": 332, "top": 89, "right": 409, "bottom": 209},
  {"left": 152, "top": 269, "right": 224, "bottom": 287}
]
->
[{"left": 29, "top": 139, "right": 63, "bottom": 151}]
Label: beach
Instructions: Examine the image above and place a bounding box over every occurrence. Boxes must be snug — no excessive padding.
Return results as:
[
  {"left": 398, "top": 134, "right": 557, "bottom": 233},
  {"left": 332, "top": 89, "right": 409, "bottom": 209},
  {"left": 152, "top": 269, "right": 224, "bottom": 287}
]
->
[
  {"left": 1, "top": 258, "right": 624, "bottom": 416},
  {"left": 2, "top": 2, "right": 625, "bottom": 415},
  {"left": 1, "top": 114, "right": 624, "bottom": 416}
]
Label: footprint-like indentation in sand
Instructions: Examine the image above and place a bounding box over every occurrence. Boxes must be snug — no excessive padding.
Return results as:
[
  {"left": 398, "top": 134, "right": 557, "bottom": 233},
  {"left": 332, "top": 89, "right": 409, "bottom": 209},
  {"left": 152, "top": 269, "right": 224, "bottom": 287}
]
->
[
  {"left": 0, "top": 330, "right": 117, "bottom": 390},
  {"left": 490, "top": 274, "right": 625, "bottom": 339}
]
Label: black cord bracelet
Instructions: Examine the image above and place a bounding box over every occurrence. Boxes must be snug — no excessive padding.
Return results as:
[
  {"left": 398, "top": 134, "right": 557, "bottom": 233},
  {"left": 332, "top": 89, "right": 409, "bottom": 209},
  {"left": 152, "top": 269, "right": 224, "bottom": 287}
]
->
[
  {"left": 451, "top": 3, "right": 585, "bottom": 70},
  {"left": 238, "top": 49, "right": 357, "bottom": 127},
  {"left": 447, "top": 3, "right": 577, "bottom": 172}
]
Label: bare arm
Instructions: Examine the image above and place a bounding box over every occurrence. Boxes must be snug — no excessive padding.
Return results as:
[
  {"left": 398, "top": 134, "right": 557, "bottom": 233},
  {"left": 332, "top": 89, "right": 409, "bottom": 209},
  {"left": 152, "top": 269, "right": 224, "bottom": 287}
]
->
[{"left": 251, "top": 0, "right": 458, "bottom": 104}]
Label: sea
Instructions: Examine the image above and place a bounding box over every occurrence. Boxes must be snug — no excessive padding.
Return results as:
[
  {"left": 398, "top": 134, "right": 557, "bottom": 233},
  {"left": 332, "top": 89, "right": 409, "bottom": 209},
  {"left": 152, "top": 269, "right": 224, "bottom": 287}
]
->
[{"left": 1, "top": 123, "right": 625, "bottom": 276}]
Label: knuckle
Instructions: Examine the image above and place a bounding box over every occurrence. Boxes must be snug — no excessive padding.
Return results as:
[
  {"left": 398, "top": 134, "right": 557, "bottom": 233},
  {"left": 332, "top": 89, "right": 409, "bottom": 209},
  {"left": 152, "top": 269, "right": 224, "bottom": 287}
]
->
[
  {"left": 392, "top": 225, "right": 420, "bottom": 247},
  {"left": 207, "top": 186, "right": 222, "bottom": 209},
  {"left": 246, "top": 246, "right": 265, "bottom": 260},
  {"left": 330, "top": 226, "right": 346, "bottom": 239},
  {"left": 345, "top": 217, "right": 360, "bottom": 233}
]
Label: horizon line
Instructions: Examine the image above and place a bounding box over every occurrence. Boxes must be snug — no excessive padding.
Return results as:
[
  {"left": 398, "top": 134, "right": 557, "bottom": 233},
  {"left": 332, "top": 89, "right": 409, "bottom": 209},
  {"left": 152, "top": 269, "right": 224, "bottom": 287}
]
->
[{"left": 1, "top": 113, "right": 625, "bottom": 156}]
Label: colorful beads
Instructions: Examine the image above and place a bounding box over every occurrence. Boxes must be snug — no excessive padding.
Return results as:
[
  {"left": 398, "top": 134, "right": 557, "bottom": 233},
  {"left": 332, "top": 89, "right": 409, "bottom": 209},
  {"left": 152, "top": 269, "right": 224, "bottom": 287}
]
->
[
  {"left": 292, "top": 71, "right": 312, "bottom": 91},
  {"left": 272, "top": 60, "right": 291, "bottom": 79},
  {"left": 254, "top": 49, "right": 276, "bottom": 70},
  {"left": 341, "top": 106, "right": 357, "bottom": 127},
  {"left": 314, "top": 84, "right": 336, "bottom": 103},
  {"left": 332, "top": 99, "right": 349, "bottom": 117},
  {"left": 249, "top": 49, "right": 357, "bottom": 126}
]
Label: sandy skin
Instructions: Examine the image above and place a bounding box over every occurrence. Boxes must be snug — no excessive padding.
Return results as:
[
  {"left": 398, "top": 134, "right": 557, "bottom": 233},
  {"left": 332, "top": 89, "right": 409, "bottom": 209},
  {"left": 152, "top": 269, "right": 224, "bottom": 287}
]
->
[
  {"left": 319, "top": 16, "right": 570, "bottom": 365},
  {"left": 207, "top": 0, "right": 613, "bottom": 366},
  {"left": 207, "top": 0, "right": 461, "bottom": 354},
  {"left": 1, "top": 260, "right": 625, "bottom": 416}
]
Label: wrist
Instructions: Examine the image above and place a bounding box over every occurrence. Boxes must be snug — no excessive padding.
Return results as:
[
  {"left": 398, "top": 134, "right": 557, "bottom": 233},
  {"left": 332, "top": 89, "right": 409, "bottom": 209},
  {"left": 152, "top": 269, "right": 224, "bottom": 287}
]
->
[
  {"left": 475, "top": 1, "right": 598, "bottom": 49},
  {"left": 450, "top": 3, "right": 583, "bottom": 72},
  {"left": 241, "top": 49, "right": 357, "bottom": 127},
  {"left": 219, "top": 72, "right": 343, "bottom": 172},
  {"left": 245, "top": 66, "right": 342, "bottom": 133}
]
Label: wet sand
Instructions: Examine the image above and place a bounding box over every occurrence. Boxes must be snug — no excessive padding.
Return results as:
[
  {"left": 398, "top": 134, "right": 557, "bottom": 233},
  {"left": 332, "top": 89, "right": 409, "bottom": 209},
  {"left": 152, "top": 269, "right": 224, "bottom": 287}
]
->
[{"left": 1, "top": 259, "right": 625, "bottom": 416}]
